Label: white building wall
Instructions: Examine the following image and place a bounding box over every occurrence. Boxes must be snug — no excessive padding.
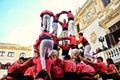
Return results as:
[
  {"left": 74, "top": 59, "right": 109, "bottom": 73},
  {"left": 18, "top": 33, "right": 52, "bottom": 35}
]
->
[
  {"left": 84, "top": 19, "right": 108, "bottom": 52},
  {"left": 0, "top": 70, "right": 7, "bottom": 78}
]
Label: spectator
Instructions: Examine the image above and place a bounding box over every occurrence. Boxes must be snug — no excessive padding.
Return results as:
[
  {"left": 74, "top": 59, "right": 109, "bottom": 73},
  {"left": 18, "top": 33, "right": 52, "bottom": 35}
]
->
[
  {"left": 96, "top": 47, "right": 102, "bottom": 53},
  {"left": 106, "top": 58, "right": 120, "bottom": 80}
]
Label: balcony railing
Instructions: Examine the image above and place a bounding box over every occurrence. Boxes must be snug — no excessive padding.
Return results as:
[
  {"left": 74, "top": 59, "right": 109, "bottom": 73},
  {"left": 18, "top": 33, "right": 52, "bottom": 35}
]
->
[{"left": 102, "top": 45, "right": 120, "bottom": 63}]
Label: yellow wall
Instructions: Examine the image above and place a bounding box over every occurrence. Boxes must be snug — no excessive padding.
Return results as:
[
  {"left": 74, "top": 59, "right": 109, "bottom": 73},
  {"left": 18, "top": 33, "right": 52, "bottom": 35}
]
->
[
  {"left": 0, "top": 43, "right": 32, "bottom": 78},
  {"left": 0, "top": 43, "right": 32, "bottom": 64},
  {"left": 74, "top": 0, "right": 120, "bottom": 50}
]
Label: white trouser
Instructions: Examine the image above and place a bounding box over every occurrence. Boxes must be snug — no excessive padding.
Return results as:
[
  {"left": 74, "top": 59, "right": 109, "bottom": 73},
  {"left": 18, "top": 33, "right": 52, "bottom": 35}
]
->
[
  {"left": 84, "top": 45, "right": 92, "bottom": 59},
  {"left": 69, "top": 20, "right": 75, "bottom": 36},
  {"left": 71, "top": 48, "right": 78, "bottom": 56},
  {"left": 62, "top": 30, "right": 68, "bottom": 37},
  {"left": 52, "top": 22, "right": 58, "bottom": 35},
  {"left": 62, "top": 30, "right": 68, "bottom": 44},
  {"left": 42, "top": 14, "right": 51, "bottom": 32},
  {"left": 40, "top": 39, "right": 54, "bottom": 69}
]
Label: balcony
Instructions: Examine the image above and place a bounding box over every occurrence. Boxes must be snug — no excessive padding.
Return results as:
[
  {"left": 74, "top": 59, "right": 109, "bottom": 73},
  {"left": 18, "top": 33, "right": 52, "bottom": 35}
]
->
[
  {"left": 98, "top": 45, "right": 120, "bottom": 63},
  {"left": 105, "top": 45, "right": 120, "bottom": 63}
]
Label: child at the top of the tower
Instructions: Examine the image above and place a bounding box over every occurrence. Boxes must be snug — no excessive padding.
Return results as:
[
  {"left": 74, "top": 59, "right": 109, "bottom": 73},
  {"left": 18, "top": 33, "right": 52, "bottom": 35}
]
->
[{"left": 59, "top": 10, "right": 76, "bottom": 37}]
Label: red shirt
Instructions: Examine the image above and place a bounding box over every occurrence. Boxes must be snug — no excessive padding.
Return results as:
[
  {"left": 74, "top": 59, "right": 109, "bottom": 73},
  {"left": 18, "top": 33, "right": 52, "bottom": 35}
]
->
[
  {"left": 63, "top": 59, "right": 76, "bottom": 72},
  {"left": 8, "top": 62, "right": 21, "bottom": 74},
  {"left": 59, "top": 44, "right": 70, "bottom": 50},
  {"left": 81, "top": 64, "right": 95, "bottom": 75},
  {"left": 21, "top": 61, "right": 33, "bottom": 74},
  {"left": 77, "top": 63, "right": 86, "bottom": 72},
  {"left": 33, "top": 56, "right": 42, "bottom": 73},
  {"left": 51, "top": 58, "right": 64, "bottom": 78},
  {"left": 51, "top": 65, "right": 64, "bottom": 78},
  {"left": 53, "top": 13, "right": 60, "bottom": 21},
  {"left": 59, "top": 22, "right": 68, "bottom": 29},
  {"left": 34, "top": 32, "right": 53, "bottom": 47},
  {"left": 65, "top": 36, "right": 78, "bottom": 44},
  {"left": 40, "top": 10, "right": 54, "bottom": 17},
  {"left": 46, "top": 57, "right": 55, "bottom": 74},
  {"left": 94, "top": 62, "right": 107, "bottom": 73},
  {"left": 24, "top": 66, "right": 36, "bottom": 77},
  {"left": 53, "top": 37, "right": 61, "bottom": 45},
  {"left": 38, "top": 78, "right": 45, "bottom": 80},
  {"left": 79, "top": 36, "right": 89, "bottom": 46},
  {"left": 33, "top": 39, "right": 40, "bottom": 48},
  {"left": 107, "top": 64, "right": 116, "bottom": 73},
  {"left": 67, "top": 12, "right": 74, "bottom": 19}
]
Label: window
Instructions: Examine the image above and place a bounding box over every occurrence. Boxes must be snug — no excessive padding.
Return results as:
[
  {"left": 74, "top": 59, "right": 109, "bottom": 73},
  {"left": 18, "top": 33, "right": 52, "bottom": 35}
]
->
[
  {"left": 77, "top": 23, "right": 80, "bottom": 33},
  {"left": 108, "top": 21, "right": 120, "bottom": 46},
  {"left": 19, "top": 52, "right": 26, "bottom": 58},
  {"left": 102, "top": 0, "right": 111, "bottom": 7},
  {"left": 86, "top": 12, "right": 91, "bottom": 20},
  {"left": 7, "top": 52, "right": 14, "bottom": 57},
  {"left": 105, "top": 33, "right": 115, "bottom": 48},
  {"left": 0, "top": 51, "right": 5, "bottom": 56}
]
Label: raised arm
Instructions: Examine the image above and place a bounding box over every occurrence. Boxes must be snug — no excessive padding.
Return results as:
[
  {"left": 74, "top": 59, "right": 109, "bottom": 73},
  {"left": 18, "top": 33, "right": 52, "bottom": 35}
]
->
[
  {"left": 60, "top": 11, "right": 68, "bottom": 14},
  {"left": 33, "top": 39, "right": 40, "bottom": 49},
  {"left": 62, "top": 37, "right": 70, "bottom": 40},
  {"left": 58, "top": 44, "right": 63, "bottom": 48},
  {"left": 78, "top": 36, "right": 84, "bottom": 44},
  {"left": 19, "top": 58, "right": 33, "bottom": 67},
  {"left": 40, "top": 11, "right": 44, "bottom": 17},
  {"left": 79, "top": 55, "right": 95, "bottom": 65},
  {"left": 58, "top": 21, "right": 63, "bottom": 25},
  {"left": 50, "top": 11, "right": 54, "bottom": 17}
]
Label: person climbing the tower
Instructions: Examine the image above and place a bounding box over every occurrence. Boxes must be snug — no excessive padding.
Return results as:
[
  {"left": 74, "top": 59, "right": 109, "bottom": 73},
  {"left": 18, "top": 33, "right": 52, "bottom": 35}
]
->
[
  {"left": 52, "top": 12, "right": 61, "bottom": 36},
  {"left": 40, "top": 10, "right": 54, "bottom": 32},
  {"left": 78, "top": 33, "right": 92, "bottom": 59},
  {"left": 67, "top": 10, "right": 75, "bottom": 36},
  {"left": 33, "top": 30, "right": 54, "bottom": 70}
]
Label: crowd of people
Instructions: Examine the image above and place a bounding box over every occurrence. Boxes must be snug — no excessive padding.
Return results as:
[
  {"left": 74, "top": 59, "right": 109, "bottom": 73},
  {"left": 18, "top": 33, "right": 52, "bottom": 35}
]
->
[
  {"left": 0, "top": 10, "right": 120, "bottom": 80},
  {"left": 1, "top": 49, "right": 120, "bottom": 80}
]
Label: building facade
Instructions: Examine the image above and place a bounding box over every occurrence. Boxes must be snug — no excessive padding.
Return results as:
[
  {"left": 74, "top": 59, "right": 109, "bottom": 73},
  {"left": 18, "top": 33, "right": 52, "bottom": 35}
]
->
[
  {"left": 74, "top": 0, "right": 120, "bottom": 65},
  {"left": 0, "top": 43, "right": 32, "bottom": 77}
]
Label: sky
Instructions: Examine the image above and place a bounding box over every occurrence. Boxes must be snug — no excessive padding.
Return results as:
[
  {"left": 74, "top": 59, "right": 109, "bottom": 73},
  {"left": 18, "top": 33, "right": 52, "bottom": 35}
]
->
[{"left": 0, "top": 0, "right": 87, "bottom": 46}]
